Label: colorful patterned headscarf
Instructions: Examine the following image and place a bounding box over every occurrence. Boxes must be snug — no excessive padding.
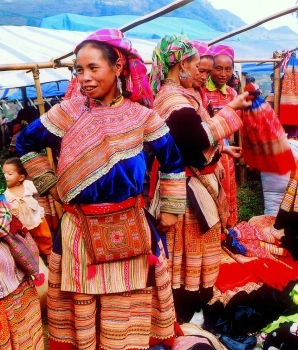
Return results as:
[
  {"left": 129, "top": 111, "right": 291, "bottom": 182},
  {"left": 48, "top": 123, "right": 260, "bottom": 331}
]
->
[
  {"left": 74, "top": 28, "right": 153, "bottom": 108},
  {"left": 150, "top": 34, "right": 198, "bottom": 95},
  {"left": 209, "top": 44, "right": 234, "bottom": 60},
  {"left": 192, "top": 40, "right": 212, "bottom": 58}
]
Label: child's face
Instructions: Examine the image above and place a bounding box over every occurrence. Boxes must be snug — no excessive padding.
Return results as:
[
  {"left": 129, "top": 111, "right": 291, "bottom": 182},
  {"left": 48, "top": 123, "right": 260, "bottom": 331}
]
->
[{"left": 2, "top": 164, "right": 24, "bottom": 188}]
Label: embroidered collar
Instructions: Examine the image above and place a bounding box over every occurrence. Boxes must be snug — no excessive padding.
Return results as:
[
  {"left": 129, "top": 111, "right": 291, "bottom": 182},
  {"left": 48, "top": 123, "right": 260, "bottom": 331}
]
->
[
  {"left": 162, "top": 78, "right": 181, "bottom": 88},
  {"left": 79, "top": 87, "right": 124, "bottom": 108},
  {"left": 90, "top": 94, "right": 124, "bottom": 107},
  {"left": 206, "top": 77, "right": 227, "bottom": 94}
]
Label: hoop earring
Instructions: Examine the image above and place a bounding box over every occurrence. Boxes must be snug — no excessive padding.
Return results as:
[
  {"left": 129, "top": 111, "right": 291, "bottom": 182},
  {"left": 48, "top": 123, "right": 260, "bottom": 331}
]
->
[
  {"left": 179, "top": 69, "right": 191, "bottom": 80},
  {"left": 116, "top": 75, "right": 123, "bottom": 94}
]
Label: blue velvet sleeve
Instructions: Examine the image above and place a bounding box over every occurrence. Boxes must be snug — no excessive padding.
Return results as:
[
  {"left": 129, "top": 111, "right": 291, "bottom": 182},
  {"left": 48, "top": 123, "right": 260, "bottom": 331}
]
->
[
  {"left": 15, "top": 118, "right": 62, "bottom": 156},
  {"left": 149, "top": 133, "right": 185, "bottom": 173}
]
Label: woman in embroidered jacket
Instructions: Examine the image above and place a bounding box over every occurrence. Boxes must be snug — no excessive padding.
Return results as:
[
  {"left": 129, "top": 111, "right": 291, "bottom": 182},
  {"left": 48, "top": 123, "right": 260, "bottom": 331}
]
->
[
  {"left": 205, "top": 44, "right": 240, "bottom": 228},
  {"left": 149, "top": 35, "right": 251, "bottom": 324},
  {"left": 15, "top": 29, "right": 186, "bottom": 350}
]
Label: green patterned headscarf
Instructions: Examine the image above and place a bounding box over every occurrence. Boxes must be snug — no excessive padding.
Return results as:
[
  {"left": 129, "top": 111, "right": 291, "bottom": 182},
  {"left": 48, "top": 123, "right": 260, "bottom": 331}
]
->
[{"left": 150, "top": 34, "right": 198, "bottom": 95}]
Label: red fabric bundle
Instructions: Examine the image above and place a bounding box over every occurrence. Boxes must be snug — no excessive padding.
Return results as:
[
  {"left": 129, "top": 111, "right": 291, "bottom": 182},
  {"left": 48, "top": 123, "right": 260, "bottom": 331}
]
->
[
  {"left": 241, "top": 83, "right": 296, "bottom": 175},
  {"left": 215, "top": 261, "right": 258, "bottom": 292},
  {"left": 248, "top": 258, "right": 298, "bottom": 291},
  {"left": 279, "top": 55, "right": 298, "bottom": 125}
]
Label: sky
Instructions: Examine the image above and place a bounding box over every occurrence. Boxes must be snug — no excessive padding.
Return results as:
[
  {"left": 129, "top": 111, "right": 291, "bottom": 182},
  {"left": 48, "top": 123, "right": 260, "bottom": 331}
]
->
[{"left": 210, "top": 0, "right": 298, "bottom": 34}]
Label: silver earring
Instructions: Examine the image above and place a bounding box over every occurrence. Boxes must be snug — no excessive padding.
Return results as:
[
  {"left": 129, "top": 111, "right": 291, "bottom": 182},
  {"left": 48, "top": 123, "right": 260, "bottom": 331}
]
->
[
  {"left": 117, "top": 75, "right": 122, "bottom": 94},
  {"left": 179, "top": 69, "right": 191, "bottom": 80}
]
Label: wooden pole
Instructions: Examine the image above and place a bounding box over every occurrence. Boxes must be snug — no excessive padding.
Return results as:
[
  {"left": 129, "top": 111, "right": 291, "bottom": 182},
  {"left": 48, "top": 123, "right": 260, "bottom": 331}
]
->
[
  {"left": 0, "top": 61, "right": 73, "bottom": 71},
  {"left": 31, "top": 66, "right": 63, "bottom": 218},
  {"left": 32, "top": 66, "right": 45, "bottom": 115},
  {"left": 207, "top": 5, "right": 298, "bottom": 46},
  {"left": 119, "top": 0, "right": 194, "bottom": 32},
  {"left": 273, "top": 59, "right": 281, "bottom": 117}
]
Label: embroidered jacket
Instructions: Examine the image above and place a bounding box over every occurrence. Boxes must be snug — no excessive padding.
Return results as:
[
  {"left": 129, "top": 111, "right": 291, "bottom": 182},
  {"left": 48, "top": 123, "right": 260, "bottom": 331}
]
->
[{"left": 16, "top": 91, "right": 186, "bottom": 215}]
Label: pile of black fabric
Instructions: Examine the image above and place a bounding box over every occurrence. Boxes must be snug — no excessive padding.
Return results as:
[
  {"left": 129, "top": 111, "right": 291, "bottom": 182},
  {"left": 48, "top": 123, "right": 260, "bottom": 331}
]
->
[
  {"left": 275, "top": 210, "right": 298, "bottom": 261},
  {"left": 203, "top": 281, "right": 298, "bottom": 350},
  {"left": 262, "top": 323, "right": 298, "bottom": 350}
]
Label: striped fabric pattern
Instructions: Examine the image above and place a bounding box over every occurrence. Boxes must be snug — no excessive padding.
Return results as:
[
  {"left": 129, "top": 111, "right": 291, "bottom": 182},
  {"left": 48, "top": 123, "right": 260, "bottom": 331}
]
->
[
  {"left": 279, "top": 56, "right": 298, "bottom": 125},
  {"left": 210, "top": 282, "right": 263, "bottom": 307},
  {"left": 0, "top": 280, "right": 44, "bottom": 350},
  {"left": 188, "top": 175, "right": 220, "bottom": 228},
  {"left": 202, "top": 105, "right": 242, "bottom": 145},
  {"left": 159, "top": 174, "right": 186, "bottom": 215},
  {"left": 0, "top": 242, "right": 25, "bottom": 298},
  {"left": 280, "top": 160, "right": 298, "bottom": 212},
  {"left": 59, "top": 212, "right": 148, "bottom": 294},
  {"left": 154, "top": 82, "right": 242, "bottom": 146},
  {"left": 21, "top": 152, "right": 57, "bottom": 195},
  {"left": 241, "top": 96, "right": 296, "bottom": 175},
  {"left": 153, "top": 82, "right": 200, "bottom": 122},
  {"left": 248, "top": 215, "right": 285, "bottom": 241},
  {"left": 167, "top": 208, "right": 222, "bottom": 291},
  {"left": 48, "top": 238, "right": 175, "bottom": 349}
]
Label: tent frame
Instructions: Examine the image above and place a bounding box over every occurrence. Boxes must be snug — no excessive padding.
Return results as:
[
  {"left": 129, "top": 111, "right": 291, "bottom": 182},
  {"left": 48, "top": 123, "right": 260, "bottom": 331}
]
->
[{"left": 0, "top": 2, "right": 297, "bottom": 187}]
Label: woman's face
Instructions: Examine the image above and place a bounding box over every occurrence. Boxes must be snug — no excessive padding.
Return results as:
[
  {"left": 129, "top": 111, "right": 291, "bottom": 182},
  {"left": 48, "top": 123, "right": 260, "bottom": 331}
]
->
[
  {"left": 192, "top": 56, "right": 214, "bottom": 89},
  {"left": 180, "top": 53, "right": 200, "bottom": 89},
  {"left": 76, "top": 44, "right": 119, "bottom": 104},
  {"left": 210, "top": 54, "right": 234, "bottom": 87}
]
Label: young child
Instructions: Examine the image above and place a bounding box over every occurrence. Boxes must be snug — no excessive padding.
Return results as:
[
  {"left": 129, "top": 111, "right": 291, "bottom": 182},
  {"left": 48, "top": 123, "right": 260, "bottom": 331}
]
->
[{"left": 2, "top": 157, "right": 53, "bottom": 263}]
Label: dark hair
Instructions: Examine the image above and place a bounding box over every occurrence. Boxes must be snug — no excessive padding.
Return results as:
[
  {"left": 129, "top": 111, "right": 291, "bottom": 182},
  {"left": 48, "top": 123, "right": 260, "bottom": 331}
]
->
[
  {"left": 75, "top": 41, "right": 130, "bottom": 97},
  {"left": 17, "top": 107, "right": 40, "bottom": 124},
  {"left": 3, "top": 157, "right": 27, "bottom": 178}
]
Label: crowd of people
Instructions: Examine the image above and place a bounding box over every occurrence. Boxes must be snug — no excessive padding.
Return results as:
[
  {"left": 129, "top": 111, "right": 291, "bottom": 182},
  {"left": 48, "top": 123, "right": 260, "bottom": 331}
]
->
[{"left": 0, "top": 27, "right": 296, "bottom": 350}]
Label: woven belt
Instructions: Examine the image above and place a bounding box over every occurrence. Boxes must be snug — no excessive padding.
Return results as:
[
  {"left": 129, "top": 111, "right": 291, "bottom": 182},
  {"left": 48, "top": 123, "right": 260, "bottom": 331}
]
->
[{"left": 63, "top": 194, "right": 144, "bottom": 215}]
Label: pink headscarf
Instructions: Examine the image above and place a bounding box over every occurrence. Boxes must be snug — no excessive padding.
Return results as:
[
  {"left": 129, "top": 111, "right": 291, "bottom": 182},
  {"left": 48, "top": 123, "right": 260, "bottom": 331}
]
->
[
  {"left": 74, "top": 28, "right": 153, "bottom": 108},
  {"left": 209, "top": 44, "right": 234, "bottom": 60},
  {"left": 192, "top": 40, "right": 212, "bottom": 57}
]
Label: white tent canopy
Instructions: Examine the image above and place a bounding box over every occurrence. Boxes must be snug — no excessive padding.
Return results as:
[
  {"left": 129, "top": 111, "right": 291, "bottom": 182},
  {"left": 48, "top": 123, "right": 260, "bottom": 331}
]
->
[{"left": 0, "top": 26, "right": 157, "bottom": 90}]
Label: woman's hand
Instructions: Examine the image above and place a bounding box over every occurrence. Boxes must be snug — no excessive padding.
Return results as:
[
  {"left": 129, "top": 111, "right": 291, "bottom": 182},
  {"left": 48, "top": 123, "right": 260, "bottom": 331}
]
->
[
  {"left": 215, "top": 161, "right": 225, "bottom": 181},
  {"left": 227, "top": 91, "right": 252, "bottom": 110},
  {"left": 222, "top": 145, "right": 242, "bottom": 159},
  {"left": 157, "top": 212, "right": 178, "bottom": 233}
]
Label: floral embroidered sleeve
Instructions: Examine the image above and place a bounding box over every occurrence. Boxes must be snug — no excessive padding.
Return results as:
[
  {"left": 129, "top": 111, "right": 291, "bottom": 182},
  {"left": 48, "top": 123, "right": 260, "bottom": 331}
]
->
[
  {"left": 15, "top": 118, "right": 61, "bottom": 195},
  {"left": 144, "top": 110, "right": 186, "bottom": 215}
]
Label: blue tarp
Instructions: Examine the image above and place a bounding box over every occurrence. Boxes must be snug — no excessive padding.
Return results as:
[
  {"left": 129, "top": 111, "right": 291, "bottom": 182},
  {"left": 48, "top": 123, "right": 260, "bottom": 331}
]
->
[
  {"left": 7, "top": 80, "right": 69, "bottom": 101},
  {"left": 40, "top": 13, "right": 225, "bottom": 41}
]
